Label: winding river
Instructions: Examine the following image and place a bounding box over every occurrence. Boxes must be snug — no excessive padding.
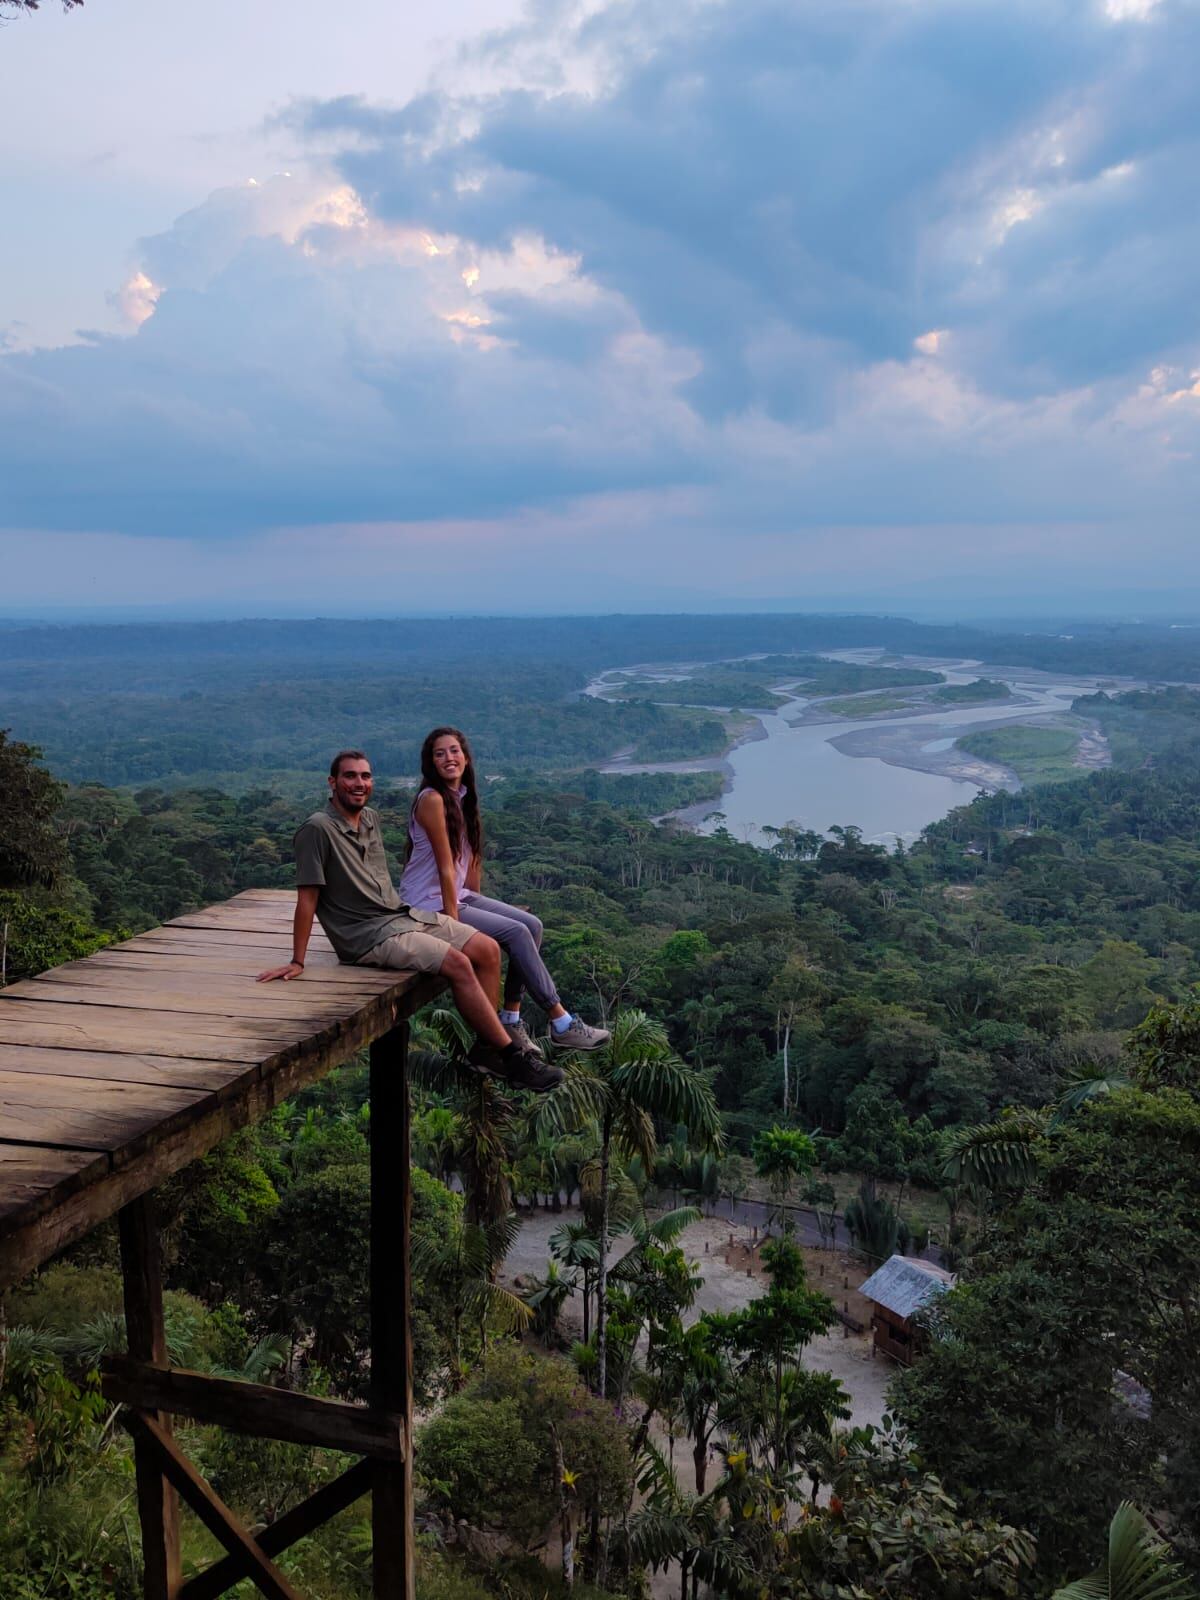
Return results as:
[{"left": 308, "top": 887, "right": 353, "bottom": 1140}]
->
[{"left": 592, "top": 654, "right": 1121, "bottom": 847}]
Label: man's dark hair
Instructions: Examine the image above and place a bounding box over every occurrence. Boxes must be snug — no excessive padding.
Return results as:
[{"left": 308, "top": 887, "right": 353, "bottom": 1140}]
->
[{"left": 330, "top": 748, "right": 370, "bottom": 779}]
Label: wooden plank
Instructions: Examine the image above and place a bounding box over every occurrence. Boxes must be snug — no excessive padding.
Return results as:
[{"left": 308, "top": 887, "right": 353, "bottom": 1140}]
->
[
  {"left": 119, "top": 1197, "right": 182, "bottom": 1600},
  {"left": 123, "top": 1411, "right": 303, "bottom": 1600},
  {"left": 0, "top": 1045, "right": 256, "bottom": 1092},
  {"left": 101, "top": 1356, "right": 406, "bottom": 1460},
  {"left": 26, "top": 966, "right": 394, "bottom": 1001},
  {"left": 48, "top": 953, "right": 398, "bottom": 987},
  {"left": 0, "top": 999, "right": 309, "bottom": 1047},
  {"left": 0, "top": 1069, "right": 214, "bottom": 1157},
  {"left": 370, "top": 1024, "right": 415, "bottom": 1600},
  {"left": 165, "top": 911, "right": 301, "bottom": 933},
  {"left": 125, "top": 929, "right": 335, "bottom": 954},
  {"left": 180, "top": 1460, "right": 375, "bottom": 1600},
  {"left": 0, "top": 1012, "right": 285, "bottom": 1063},
  {"left": 11, "top": 981, "right": 361, "bottom": 1024}
]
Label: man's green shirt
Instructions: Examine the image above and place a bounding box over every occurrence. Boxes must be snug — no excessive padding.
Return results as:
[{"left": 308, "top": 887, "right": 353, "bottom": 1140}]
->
[{"left": 293, "top": 801, "right": 437, "bottom": 962}]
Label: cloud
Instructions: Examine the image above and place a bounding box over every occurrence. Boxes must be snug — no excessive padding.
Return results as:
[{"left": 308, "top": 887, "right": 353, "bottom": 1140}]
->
[{"left": 2, "top": 0, "right": 1199, "bottom": 605}]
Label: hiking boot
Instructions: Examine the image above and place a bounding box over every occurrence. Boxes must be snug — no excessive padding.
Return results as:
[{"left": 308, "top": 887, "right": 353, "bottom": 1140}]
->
[
  {"left": 502, "top": 1018, "right": 535, "bottom": 1052},
  {"left": 466, "top": 1040, "right": 509, "bottom": 1079},
  {"left": 466, "top": 1040, "right": 564, "bottom": 1094},
  {"left": 502, "top": 1048, "right": 565, "bottom": 1094},
  {"left": 549, "top": 1016, "right": 611, "bottom": 1052}
]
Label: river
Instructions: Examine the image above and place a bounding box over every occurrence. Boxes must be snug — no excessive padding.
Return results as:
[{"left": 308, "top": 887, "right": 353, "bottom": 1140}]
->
[{"left": 591, "top": 653, "right": 1123, "bottom": 847}]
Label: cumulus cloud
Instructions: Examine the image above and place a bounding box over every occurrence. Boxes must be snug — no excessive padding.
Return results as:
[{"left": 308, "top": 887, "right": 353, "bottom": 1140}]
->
[{"left": 2, "top": 0, "right": 1199, "bottom": 603}]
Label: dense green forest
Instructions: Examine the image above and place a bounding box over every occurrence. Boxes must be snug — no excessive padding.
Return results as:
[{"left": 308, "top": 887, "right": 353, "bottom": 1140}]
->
[
  {"left": 2, "top": 628, "right": 1200, "bottom": 1598},
  {"left": 4, "top": 611, "right": 1200, "bottom": 789}
]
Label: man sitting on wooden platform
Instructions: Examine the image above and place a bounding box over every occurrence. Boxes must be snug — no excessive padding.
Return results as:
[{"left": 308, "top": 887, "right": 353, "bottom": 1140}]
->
[{"left": 258, "top": 749, "right": 564, "bottom": 1093}]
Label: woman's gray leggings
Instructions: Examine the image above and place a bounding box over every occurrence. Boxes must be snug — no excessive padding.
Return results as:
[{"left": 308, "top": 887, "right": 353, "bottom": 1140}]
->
[{"left": 454, "top": 893, "right": 561, "bottom": 1012}]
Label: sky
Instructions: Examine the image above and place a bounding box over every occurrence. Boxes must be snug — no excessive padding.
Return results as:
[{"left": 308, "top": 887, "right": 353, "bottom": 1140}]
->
[{"left": 2, "top": 0, "right": 1199, "bottom": 618}]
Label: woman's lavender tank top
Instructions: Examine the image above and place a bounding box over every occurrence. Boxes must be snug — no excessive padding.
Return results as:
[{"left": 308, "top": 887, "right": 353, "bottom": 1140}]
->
[{"left": 399, "top": 787, "right": 470, "bottom": 911}]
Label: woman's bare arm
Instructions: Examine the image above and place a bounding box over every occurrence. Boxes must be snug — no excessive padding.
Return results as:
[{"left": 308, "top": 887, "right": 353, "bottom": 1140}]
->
[{"left": 416, "top": 791, "right": 462, "bottom": 920}]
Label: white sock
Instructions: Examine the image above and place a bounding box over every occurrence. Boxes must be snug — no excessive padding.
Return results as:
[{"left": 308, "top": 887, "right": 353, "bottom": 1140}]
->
[
  {"left": 551, "top": 1013, "right": 574, "bottom": 1034},
  {"left": 500, "top": 1009, "right": 521, "bottom": 1025}
]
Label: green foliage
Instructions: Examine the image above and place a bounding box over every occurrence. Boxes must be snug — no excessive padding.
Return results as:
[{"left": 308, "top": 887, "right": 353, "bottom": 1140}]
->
[
  {"left": 843, "top": 1181, "right": 910, "bottom": 1261},
  {"left": 1053, "top": 1502, "right": 1197, "bottom": 1600},
  {"left": 417, "top": 1346, "right": 631, "bottom": 1547},
  {"left": 0, "top": 889, "right": 112, "bottom": 983},
  {"left": 0, "top": 730, "right": 67, "bottom": 890},
  {"left": 1127, "top": 997, "right": 1200, "bottom": 1093},
  {"left": 777, "top": 1427, "right": 1037, "bottom": 1599},
  {"left": 895, "top": 1082, "right": 1200, "bottom": 1584},
  {"left": 752, "top": 1125, "right": 817, "bottom": 1227}
]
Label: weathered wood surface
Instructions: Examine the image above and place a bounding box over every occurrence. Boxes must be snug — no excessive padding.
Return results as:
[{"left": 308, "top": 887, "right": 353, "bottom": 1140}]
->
[{"left": 0, "top": 890, "right": 438, "bottom": 1290}]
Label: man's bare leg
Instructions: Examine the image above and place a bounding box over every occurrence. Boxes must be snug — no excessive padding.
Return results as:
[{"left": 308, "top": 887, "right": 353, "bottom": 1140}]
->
[
  {"left": 462, "top": 931, "right": 502, "bottom": 1012},
  {"left": 440, "top": 945, "right": 511, "bottom": 1048}
]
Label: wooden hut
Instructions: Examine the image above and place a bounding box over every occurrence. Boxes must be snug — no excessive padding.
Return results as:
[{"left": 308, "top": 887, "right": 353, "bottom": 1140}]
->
[{"left": 858, "top": 1254, "right": 954, "bottom": 1365}]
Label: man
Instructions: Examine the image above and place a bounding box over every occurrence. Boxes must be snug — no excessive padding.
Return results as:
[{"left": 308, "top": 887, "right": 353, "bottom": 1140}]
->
[{"left": 257, "top": 749, "right": 563, "bottom": 1093}]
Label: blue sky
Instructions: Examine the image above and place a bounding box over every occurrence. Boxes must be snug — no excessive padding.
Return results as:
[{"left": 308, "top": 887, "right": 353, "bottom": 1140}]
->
[{"left": 3, "top": 0, "right": 1199, "bottom": 615}]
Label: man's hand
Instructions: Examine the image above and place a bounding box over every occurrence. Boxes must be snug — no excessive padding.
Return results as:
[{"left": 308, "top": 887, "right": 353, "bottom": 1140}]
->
[{"left": 257, "top": 961, "right": 305, "bottom": 983}]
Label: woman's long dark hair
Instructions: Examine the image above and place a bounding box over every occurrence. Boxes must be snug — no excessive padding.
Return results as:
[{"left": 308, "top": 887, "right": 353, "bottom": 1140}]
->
[{"left": 406, "top": 726, "right": 483, "bottom": 867}]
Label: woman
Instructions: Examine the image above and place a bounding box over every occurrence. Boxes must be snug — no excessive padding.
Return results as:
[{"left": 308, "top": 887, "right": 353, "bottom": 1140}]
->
[{"left": 400, "top": 726, "right": 610, "bottom": 1052}]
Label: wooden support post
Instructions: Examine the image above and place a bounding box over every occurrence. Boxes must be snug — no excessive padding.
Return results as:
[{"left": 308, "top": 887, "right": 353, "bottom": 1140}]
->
[
  {"left": 119, "top": 1194, "right": 182, "bottom": 1600},
  {"left": 370, "top": 1023, "right": 414, "bottom": 1600}
]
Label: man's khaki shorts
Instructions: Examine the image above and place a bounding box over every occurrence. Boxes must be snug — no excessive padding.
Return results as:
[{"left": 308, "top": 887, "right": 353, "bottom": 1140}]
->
[{"left": 357, "top": 912, "right": 476, "bottom": 976}]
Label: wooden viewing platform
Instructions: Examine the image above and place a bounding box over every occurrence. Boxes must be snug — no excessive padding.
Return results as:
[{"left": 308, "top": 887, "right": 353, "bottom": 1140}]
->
[{"left": 0, "top": 888, "right": 440, "bottom": 1600}]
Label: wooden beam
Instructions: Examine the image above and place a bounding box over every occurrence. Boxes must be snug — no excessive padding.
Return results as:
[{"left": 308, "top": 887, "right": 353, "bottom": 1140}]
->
[
  {"left": 101, "top": 1356, "right": 405, "bottom": 1461},
  {"left": 178, "top": 1460, "right": 375, "bottom": 1600},
  {"left": 370, "top": 1024, "right": 415, "bottom": 1600},
  {"left": 118, "top": 1197, "right": 182, "bottom": 1600},
  {"left": 123, "top": 1411, "right": 303, "bottom": 1600}
]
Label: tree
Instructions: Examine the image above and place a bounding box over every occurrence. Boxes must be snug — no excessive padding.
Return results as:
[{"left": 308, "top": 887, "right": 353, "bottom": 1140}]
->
[
  {"left": 720, "top": 1237, "right": 837, "bottom": 1480},
  {"left": 550, "top": 1219, "right": 601, "bottom": 1344},
  {"left": 767, "top": 952, "right": 825, "bottom": 1113},
  {"left": 537, "top": 1010, "right": 722, "bottom": 1396},
  {"left": 843, "top": 1179, "right": 909, "bottom": 1261},
  {"left": 523, "top": 1260, "right": 578, "bottom": 1346},
  {"left": 411, "top": 1210, "right": 531, "bottom": 1386},
  {"left": 417, "top": 1346, "right": 631, "bottom": 1551},
  {"left": 1053, "top": 1503, "right": 1196, "bottom": 1600},
  {"left": 752, "top": 1125, "right": 817, "bottom": 1233},
  {"left": 0, "top": 732, "right": 67, "bottom": 892},
  {"left": 0, "top": 890, "right": 110, "bottom": 986},
  {"left": 896, "top": 1078, "right": 1200, "bottom": 1582}
]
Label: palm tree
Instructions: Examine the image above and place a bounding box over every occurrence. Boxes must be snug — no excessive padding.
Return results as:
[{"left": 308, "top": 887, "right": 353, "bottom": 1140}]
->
[
  {"left": 411, "top": 1103, "right": 461, "bottom": 1186},
  {"left": 843, "top": 1180, "right": 909, "bottom": 1262},
  {"left": 523, "top": 1260, "right": 578, "bottom": 1346},
  {"left": 946, "top": 1065, "right": 1131, "bottom": 1199},
  {"left": 1052, "top": 1503, "right": 1196, "bottom": 1600},
  {"left": 410, "top": 1005, "right": 518, "bottom": 1226},
  {"left": 550, "top": 1219, "right": 601, "bottom": 1343},
  {"left": 412, "top": 1210, "right": 531, "bottom": 1384},
  {"left": 751, "top": 1125, "right": 816, "bottom": 1234},
  {"left": 536, "top": 1010, "right": 723, "bottom": 1396}
]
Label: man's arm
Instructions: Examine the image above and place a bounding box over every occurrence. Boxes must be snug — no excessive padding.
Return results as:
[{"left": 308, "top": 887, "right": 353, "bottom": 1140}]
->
[{"left": 257, "top": 886, "right": 321, "bottom": 981}]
